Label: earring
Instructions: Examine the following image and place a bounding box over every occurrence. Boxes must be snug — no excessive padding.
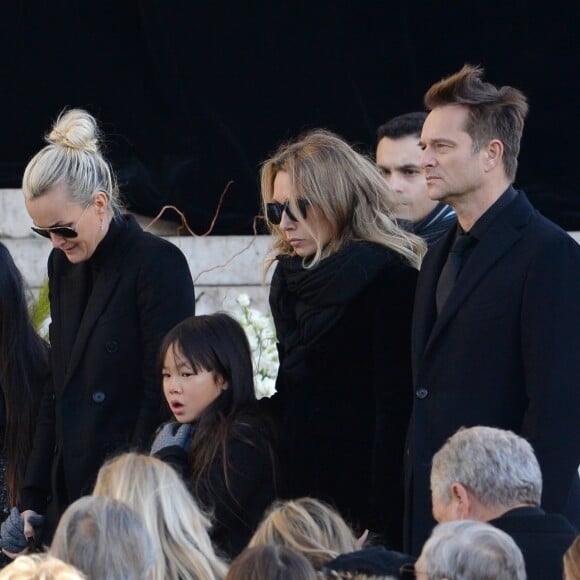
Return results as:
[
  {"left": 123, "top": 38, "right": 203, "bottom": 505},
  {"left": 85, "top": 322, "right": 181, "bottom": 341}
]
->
[{"left": 100, "top": 220, "right": 105, "bottom": 232}]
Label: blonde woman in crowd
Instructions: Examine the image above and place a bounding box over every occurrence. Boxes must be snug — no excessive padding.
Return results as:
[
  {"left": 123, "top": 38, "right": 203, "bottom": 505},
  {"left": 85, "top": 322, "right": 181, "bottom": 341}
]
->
[
  {"left": 249, "top": 497, "right": 358, "bottom": 570},
  {"left": 260, "top": 129, "right": 425, "bottom": 550},
  {"left": 93, "top": 452, "right": 228, "bottom": 580}
]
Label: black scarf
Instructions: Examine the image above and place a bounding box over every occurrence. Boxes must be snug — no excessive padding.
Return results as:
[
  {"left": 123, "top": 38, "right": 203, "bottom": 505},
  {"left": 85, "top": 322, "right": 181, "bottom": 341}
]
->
[{"left": 270, "top": 242, "right": 400, "bottom": 370}]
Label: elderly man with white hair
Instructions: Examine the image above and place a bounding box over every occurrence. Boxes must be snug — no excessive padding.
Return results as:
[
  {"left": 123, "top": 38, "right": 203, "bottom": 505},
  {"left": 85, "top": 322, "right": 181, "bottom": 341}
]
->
[
  {"left": 407, "top": 520, "right": 526, "bottom": 580},
  {"left": 429, "top": 426, "right": 577, "bottom": 580}
]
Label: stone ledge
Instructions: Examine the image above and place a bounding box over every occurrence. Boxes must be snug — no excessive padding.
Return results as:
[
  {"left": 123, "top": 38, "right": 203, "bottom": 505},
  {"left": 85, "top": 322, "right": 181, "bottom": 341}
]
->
[{"left": 2, "top": 235, "right": 272, "bottom": 287}]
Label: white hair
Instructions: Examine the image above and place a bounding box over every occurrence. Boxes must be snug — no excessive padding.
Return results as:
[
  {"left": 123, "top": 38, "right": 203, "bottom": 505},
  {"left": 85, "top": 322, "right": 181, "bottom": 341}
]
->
[
  {"left": 420, "top": 520, "right": 526, "bottom": 580},
  {"left": 50, "top": 495, "right": 155, "bottom": 580},
  {"left": 431, "top": 426, "right": 542, "bottom": 509}
]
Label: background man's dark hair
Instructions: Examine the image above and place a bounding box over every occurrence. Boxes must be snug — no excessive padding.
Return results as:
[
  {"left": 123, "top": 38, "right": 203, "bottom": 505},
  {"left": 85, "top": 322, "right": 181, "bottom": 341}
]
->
[{"left": 376, "top": 112, "right": 428, "bottom": 143}]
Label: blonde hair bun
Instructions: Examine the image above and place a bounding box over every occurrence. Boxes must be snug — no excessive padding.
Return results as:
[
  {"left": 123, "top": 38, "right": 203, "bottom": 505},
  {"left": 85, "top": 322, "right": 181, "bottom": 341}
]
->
[{"left": 47, "top": 108, "right": 100, "bottom": 153}]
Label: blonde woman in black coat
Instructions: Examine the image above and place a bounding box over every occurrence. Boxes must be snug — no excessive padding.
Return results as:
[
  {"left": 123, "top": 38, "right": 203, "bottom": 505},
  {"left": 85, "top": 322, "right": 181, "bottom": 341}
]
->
[
  {"left": 0, "top": 109, "right": 195, "bottom": 551},
  {"left": 260, "top": 129, "right": 425, "bottom": 550}
]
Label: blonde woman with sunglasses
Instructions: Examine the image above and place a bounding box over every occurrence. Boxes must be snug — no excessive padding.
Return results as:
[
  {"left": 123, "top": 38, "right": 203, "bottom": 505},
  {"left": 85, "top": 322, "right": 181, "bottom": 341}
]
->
[
  {"left": 0, "top": 108, "right": 195, "bottom": 550},
  {"left": 260, "top": 129, "right": 425, "bottom": 551}
]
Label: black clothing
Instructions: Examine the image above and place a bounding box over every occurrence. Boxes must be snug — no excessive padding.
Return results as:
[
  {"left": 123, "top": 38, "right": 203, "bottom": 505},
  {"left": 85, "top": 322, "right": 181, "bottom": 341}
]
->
[
  {"left": 490, "top": 506, "right": 578, "bottom": 580},
  {"left": 20, "top": 214, "right": 195, "bottom": 539},
  {"left": 154, "top": 414, "right": 277, "bottom": 558},
  {"left": 267, "top": 242, "right": 418, "bottom": 549},
  {"left": 435, "top": 231, "right": 475, "bottom": 314},
  {"left": 323, "top": 546, "right": 415, "bottom": 578},
  {"left": 406, "top": 188, "right": 580, "bottom": 555}
]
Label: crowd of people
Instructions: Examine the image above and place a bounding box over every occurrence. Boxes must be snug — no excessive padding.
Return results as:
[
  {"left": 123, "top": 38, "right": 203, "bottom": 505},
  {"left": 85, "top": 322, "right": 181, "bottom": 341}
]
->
[{"left": 0, "top": 63, "right": 577, "bottom": 579}]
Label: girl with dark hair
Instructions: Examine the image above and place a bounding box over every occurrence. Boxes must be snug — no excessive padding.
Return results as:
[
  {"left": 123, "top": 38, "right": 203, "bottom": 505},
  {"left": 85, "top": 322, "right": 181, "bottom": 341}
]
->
[
  {"left": 0, "top": 243, "right": 49, "bottom": 513},
  {"left": 151, "top": 312, "right": 277, "bottom": 558}
]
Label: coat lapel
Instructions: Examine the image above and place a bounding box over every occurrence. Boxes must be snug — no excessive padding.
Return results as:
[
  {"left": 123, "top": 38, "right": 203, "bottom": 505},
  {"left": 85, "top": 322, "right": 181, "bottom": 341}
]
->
[
  {"left": 53, "top": 261, "right": 91, "bottom": 387},
  {"left": 63, "top": 217, "right": 138, "bottom": 386},
  {"left": 64, "top": 268, "right": 121, "bottom": 385},
  {"left": 412, "top": 228, "right": 454, "bottom": 374},
  {"left": 420, "top": 192, "right": 535, "bottom": 361}
]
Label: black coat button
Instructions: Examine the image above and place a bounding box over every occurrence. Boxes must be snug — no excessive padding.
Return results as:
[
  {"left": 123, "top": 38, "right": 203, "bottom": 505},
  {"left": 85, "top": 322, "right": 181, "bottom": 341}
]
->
[
  {"left": 106, "top": 341, "right": 118, "bottom": 353},
  {"left": 92, "top": 391, "right": 106, "bottom": 403},
  {"left": 416, "top": 387, "right": 428, "bottom": 399}
]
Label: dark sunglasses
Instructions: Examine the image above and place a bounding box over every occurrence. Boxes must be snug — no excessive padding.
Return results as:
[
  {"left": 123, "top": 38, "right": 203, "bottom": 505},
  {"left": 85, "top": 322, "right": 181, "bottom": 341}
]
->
[
  {"left": 266, "top": 198, "right": 310, "bottom": 225},
  {"left": 31, "top": 203, "right": 91, "bottom": 239}
]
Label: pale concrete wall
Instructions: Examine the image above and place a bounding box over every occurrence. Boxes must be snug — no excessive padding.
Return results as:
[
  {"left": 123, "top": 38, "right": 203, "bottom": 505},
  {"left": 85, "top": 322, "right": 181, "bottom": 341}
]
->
[
  {"left": 2, "top": 188, "right": 579, "bottom": 316},
  {"left": 0, "top": 189, "right": 273, "bottom": 316}
]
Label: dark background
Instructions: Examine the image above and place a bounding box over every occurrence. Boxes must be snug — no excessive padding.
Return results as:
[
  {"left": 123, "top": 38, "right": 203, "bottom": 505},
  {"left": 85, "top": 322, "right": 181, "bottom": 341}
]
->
[{"left": 2, "top": 1, "right": 579, "bottom": 234}]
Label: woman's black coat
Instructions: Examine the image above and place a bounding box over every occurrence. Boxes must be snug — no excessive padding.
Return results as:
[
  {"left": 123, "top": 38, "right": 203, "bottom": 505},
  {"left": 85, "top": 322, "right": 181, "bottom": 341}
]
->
[
  {"left": 266, "top": 247, "right": 417, "bottom": 550},
  {"left": 20, "top": 215, "right": 195, "bottom": 535}
]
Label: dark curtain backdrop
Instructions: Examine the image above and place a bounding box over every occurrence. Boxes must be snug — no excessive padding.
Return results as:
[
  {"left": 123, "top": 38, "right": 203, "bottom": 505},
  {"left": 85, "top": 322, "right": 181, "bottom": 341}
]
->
[{"left": 2, "top": 1, "right": 578, "bottom": 233}]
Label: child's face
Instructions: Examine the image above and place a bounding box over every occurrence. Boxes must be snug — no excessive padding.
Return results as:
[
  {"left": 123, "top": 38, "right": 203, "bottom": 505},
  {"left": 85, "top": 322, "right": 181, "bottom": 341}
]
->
[{"left": 162, "top": 343, "right": 226, "bottom": 423}]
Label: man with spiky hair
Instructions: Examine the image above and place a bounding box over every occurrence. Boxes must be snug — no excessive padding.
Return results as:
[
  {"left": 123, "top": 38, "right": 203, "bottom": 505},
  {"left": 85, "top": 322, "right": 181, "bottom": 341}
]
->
[{"left": 405, "top": 64, "right": 580, "bottom": 555}]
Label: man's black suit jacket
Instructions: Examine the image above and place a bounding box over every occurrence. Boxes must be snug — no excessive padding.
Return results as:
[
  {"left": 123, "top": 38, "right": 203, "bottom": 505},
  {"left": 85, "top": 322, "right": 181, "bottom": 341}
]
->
[
  {"left": 405, "top": 189, "right": 580, "bottom": 555},
  {"left": 490, "top": 506, "right": 577, "bottom": 580}
]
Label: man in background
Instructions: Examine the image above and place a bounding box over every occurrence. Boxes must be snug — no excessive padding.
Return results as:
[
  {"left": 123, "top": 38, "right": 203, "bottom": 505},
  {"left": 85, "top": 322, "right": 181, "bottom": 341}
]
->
[{"left": 376, "top": 112, "right": 455, "bottom": 247}]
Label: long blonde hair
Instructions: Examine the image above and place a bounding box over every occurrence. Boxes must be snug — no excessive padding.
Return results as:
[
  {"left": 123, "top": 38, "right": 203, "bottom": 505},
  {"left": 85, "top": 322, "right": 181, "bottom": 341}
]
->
[
  {"left": 93, "top": 452, "right": 228, "bottom": 580},
  {"left": 22, "top": 108, "right": 122, "bottom": 215},
  {"left": 249, "top": 497, "right": 358, "bottom": 569},
  {"left": 260, "top": 129, "right": 425, "bottom": 271}
]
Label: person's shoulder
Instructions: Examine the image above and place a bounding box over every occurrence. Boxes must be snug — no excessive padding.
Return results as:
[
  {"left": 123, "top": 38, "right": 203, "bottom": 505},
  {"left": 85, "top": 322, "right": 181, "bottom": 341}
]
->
[
  {"left": 521, "top": 212, "right": 580, "bottom": 268},
  {"left": 127, "top": 220, "right": 186, "bottom": 254},
  {"left": 510, "top": 190, "right": 575, "bottom": 242},
  {"left": 232, "top": 410, "right": 268, "bottom": 434},
  {"left": 120, "top": 216, "right": 191, "bottom": 266},
  {"left": 532, "top": 213, "right": 579, "bottom": 245},
  {"left": 230, "top": 410, "right": 274, "bottom": 449},
  {"left": 374, "top": 250, "right": 419, "bottom": 284}
]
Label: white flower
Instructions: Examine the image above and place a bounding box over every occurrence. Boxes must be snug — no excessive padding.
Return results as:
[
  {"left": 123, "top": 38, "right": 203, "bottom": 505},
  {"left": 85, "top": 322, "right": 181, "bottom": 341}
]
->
[
  {"left": 255, "top": 376, "right": 277, "bottom": 400},
  {"left": 234, "top": 293, "right": 279, "bottom": 399},
  {"left": 237, "top": 293, "right": 251, "bottom": 307}
]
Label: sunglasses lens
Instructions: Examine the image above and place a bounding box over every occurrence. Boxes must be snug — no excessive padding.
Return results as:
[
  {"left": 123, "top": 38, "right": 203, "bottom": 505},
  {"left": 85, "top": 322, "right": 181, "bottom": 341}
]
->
[
  {"left": 266, "top": 203, "right": 283, "bottom": 225},
  {"left": 57, "top": 227, "right": 78, "bottom": 238},
  {"left": 296, "top": 198, "right": 309, "bottom": 219},
  {"left": 31, "top": 226, "right": 78, "bottom": 239},
  {"left": 31, "top": 227, "right": 51, "bottom": 239},
  {"left": 266, "top": 200, "right": 308, "bottom": 224}
]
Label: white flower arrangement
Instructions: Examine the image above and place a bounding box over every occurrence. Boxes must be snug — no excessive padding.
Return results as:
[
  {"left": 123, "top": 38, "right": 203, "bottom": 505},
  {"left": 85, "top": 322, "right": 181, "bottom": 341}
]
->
[{"left": 235, "top": 293, "right": 279, "bottom": 399}]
